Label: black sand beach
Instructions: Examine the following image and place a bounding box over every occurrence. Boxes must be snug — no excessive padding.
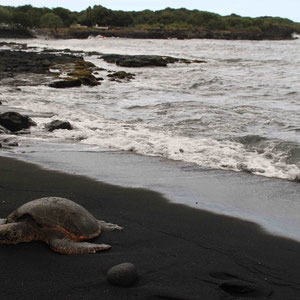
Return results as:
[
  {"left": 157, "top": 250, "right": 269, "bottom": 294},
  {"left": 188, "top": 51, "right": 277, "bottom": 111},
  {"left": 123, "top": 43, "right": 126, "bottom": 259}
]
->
[{"left": 0, "top": 156, "right": 300, "bottom": 299}]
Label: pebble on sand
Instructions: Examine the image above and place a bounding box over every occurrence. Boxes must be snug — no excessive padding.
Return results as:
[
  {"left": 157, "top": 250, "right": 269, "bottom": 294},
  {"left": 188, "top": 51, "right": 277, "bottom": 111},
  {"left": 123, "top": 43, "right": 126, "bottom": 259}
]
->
[{"left": 107, "top": 262, "right": 138, "bottom": 287}]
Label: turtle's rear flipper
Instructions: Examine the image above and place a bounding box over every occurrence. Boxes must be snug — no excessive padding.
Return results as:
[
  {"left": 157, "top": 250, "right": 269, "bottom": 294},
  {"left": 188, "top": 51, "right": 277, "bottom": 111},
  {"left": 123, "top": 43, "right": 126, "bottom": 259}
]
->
[{"left": 48, "top": 238, "right": 111, "bottom": 254}]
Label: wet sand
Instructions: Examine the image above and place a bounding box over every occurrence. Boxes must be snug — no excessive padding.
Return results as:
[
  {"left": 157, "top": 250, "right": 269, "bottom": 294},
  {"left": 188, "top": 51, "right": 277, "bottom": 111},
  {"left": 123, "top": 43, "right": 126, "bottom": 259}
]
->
[{"left": 0, "top": 156, "right": 300, "bottom": 299}]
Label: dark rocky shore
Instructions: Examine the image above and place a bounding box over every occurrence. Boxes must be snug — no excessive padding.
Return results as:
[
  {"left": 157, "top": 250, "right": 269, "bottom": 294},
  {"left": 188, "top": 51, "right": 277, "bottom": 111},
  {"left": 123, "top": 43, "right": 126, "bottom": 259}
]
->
[
  {"left": 0, "top": 46, "right": 101, "bottom": 148},
  {"left": 0, "top": 44, "right": 203, "bottom": 88},
  {"left": 100, "top": 54, "right": 205, "bottom": 67},
  {"left": 0, "top": 47, "right": 102, "bottom": 88},
  {"left": 0, "top": 49, "right": 80, "bottom": 74},
  {"left": 0, "top": 27, "right": 34, "bottom": 39},
  {"left": 0, "top": 45, "right": 204, "bottom": 148}
]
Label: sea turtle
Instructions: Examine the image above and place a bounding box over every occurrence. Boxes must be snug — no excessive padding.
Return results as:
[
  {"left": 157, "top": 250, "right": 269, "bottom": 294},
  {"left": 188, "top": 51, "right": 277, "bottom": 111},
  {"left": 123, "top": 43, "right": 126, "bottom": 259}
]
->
[{"left": 0, "top": 197, "right": 123, "bottom": 254}]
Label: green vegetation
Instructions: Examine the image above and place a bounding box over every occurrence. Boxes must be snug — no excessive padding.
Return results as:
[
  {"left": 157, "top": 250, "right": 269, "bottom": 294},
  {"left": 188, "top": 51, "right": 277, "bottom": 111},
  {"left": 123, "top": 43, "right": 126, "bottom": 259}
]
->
[
  {"left": 0, "top": 4, "right": 299, "bottom": 35},
  {"left": 40, "top": 13, "right": 63, "bottom": 28}
]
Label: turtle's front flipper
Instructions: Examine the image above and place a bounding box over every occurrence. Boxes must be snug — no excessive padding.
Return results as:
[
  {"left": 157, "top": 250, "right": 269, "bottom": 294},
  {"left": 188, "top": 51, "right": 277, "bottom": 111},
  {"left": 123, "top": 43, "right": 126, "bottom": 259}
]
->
[
  {"left": 98, "top": 220, "right": 124, "bottom": 232},
  {"left": 48, "top": 238, "right": 111, "bottom": 254},
  {"left": 0, "top": 219, "right": 6, "bottom": 225}
]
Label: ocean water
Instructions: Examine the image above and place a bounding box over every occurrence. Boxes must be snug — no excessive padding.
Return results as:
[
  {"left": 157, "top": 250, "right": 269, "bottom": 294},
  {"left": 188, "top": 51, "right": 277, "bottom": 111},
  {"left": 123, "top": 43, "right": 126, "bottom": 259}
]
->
[
  {"left": 0, "top": 37, "right": 300, "bottom": 240},
  {"left": 1, "top": 37, "right": 300, "bottom": 180}
]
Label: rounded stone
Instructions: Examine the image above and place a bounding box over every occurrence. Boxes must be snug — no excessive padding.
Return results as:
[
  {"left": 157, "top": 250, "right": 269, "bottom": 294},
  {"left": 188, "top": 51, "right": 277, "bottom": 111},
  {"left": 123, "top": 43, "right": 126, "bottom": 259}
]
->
[
  {"left": 45, "top": 120, "right": 72, "bottom": 132},
  {"left": 0, "top": 112, "right": 36, "bottom": 132},
  {"left": 107, "top": 262, "right": 138, "bottom": 287}
]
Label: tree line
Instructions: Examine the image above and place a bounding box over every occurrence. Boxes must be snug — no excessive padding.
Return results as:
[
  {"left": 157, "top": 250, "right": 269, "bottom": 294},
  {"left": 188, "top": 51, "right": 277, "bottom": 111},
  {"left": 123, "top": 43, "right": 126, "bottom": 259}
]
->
[{"left": 0, "top": 4, "right": 299, "bottom": 34}]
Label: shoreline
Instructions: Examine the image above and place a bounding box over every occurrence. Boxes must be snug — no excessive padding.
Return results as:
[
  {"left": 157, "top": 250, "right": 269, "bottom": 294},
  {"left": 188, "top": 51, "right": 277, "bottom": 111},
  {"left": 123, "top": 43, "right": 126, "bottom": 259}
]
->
[
  {"left": 0, "top": 43, "right": 299, "bottom": 243},
  {"left": 0, "top": 155, "right": 300, "bottom": 298},
  {"left": 2, "top": 143, "right": 300, "bottom": 242}
]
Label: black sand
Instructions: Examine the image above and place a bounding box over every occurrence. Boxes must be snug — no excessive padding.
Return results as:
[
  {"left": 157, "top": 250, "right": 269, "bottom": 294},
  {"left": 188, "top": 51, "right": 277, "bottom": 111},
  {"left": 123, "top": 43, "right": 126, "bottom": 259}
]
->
[{"left": 0, "top": 156, "right": 300, "bottom": 299}]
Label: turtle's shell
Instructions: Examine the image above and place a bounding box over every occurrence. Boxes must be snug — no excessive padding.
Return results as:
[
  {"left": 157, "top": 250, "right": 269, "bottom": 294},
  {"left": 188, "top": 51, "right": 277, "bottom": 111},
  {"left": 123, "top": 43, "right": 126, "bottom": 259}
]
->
[{"left": 7, "top": 197, "right": 100, "bottom": 240}]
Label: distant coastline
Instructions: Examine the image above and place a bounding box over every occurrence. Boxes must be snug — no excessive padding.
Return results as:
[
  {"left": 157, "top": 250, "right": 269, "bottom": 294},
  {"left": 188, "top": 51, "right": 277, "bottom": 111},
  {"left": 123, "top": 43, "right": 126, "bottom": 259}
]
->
[
  {"left": 0, "top": 4, "right": 299, "bottom": 40},
  {"left": 0, "top": 26, "right": 297, "bottom": 41},
  {"left": 48, "top": 27, "right": 296, "bottom": 40}
]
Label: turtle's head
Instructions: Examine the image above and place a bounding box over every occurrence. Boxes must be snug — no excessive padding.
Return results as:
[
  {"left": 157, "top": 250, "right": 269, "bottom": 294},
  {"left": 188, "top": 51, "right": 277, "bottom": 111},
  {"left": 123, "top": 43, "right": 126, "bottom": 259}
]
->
[{"left": 0, "top": 221, "right": 27, "bottom": 244}]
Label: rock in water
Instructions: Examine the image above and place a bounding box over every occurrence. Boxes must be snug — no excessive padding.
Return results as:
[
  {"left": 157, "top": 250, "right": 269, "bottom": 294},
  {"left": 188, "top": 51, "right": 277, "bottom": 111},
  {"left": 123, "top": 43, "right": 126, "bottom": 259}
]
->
[
  {"left": 107, "top": 262, "right": 138, "bottom": 287},
  {"left": 0, "top": 112, "right": 36, "bottom": 132},
  {"left": 101, "top": 54, "right": 171, "bottom": 67},
  {"left": 49, "top": 79, "right": 82, "bottom": 88},
  {"left": 107, "top": 71, "right": 135, "bottom": 81},
  {"left": 45, "top": 120, "right": 72, "bottom": 132}
]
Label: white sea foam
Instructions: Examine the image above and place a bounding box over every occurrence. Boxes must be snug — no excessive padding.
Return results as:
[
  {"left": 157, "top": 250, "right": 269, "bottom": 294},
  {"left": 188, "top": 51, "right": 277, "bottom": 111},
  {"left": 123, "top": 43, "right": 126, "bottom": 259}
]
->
[{"left": 10, "top": 102, "right": 300, "bottom": 181}]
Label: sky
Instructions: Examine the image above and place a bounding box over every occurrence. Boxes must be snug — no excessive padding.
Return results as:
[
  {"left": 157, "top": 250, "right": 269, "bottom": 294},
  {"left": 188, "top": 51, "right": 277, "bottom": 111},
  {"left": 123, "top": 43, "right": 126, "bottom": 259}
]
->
[{"left": 1, "top": 0, "right": 300, "bottom": 22}]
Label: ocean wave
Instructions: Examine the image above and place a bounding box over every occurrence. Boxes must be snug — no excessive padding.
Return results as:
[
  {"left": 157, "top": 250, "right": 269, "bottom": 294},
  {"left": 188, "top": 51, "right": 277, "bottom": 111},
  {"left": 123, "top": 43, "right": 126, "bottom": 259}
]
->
[
  {"left": 4, "top": 91, "right": 300, "bottom": 182},
  {"left": 23, "top": 115, "right": 300, "bottom": 182}
]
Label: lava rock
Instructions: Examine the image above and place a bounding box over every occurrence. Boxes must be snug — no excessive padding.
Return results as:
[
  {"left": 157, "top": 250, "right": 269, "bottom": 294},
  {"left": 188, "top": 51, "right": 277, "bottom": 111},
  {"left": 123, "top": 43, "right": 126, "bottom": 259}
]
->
[
  {"left": 79, "top": 76, "right": 100, "bottom": 86},
  {"left": 101, "top": 54, "right": 169, "bottom": 67},
  {"left": 107, "top": 71, "right": 135, "bottom": 81},
  {"left": 45, "top": 120, "right": 72, "bottom": 132},
  {"left": 0, "top": 112, "right": 36, "bottom": 132},
  {"left": 49, "top": 79, "right": 82, "bottom": 88},
  {"left": 0, "top": 50, "right": 80, "bottom": 74},
  {"left": 118, "top": 56, "right": 167, "bottom": 67},
  {"left": 107, "top": 262, "right": 138, "bottom": 287},
  {"left": 0, "top": 27, "right": 34, "bottom": 39},
  {"left": 66, "top": 69, "right": 100, "bottom": 86},
  {"left": 100, "top": 54, "right": 198, "bottom": 67}
]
